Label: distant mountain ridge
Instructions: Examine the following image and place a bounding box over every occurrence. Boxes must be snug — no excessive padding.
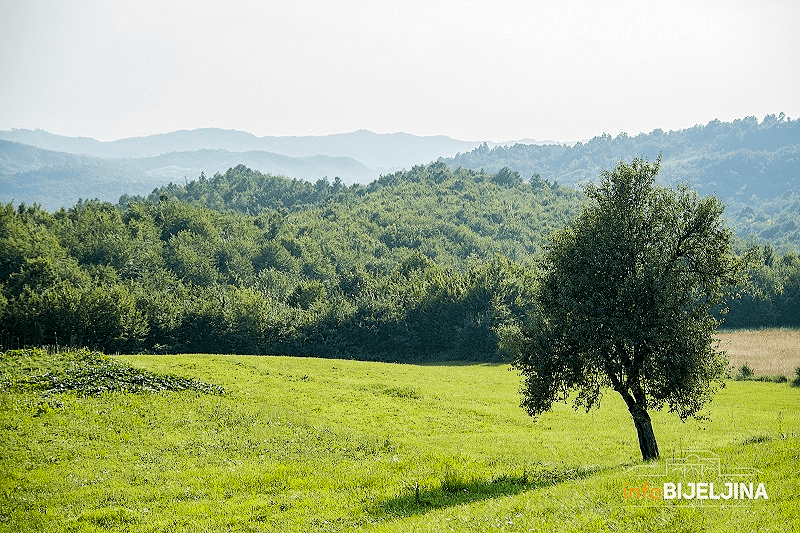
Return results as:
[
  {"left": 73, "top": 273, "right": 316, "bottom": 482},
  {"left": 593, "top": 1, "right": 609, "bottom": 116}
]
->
[
  {"left": 0, "top": 128, "right": 483, "bottom": 171},
  {"left": 0, "top": 140, "right": 376, "bottom": 210},
  {"left": 0, "top": 128, "right": 494, "bottom": 209}
]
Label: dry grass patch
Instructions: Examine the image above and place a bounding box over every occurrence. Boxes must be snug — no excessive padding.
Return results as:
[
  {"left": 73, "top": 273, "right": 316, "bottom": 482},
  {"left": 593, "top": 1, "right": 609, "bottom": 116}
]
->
[{"left": 717, "top": 329, "right": 800, "bottom": 377}]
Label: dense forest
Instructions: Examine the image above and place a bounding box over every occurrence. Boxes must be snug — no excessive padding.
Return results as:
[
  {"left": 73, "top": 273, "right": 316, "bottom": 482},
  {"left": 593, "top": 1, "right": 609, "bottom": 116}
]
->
[
  {"left": 444, "top": 114, "right": 800, "bottom": 252},
  {"left": 2, "top": 163, "right": 798, "bottom": 360}
]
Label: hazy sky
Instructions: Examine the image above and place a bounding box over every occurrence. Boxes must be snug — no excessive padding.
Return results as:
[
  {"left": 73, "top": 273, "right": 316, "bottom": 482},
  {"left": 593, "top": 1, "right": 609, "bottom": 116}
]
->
[{"left": 1, "top": 0, "right": 798, "bottom": 142}]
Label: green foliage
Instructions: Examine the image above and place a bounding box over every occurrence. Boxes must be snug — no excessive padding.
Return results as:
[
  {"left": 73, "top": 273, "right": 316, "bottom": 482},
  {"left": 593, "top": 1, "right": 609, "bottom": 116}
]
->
[
  {"left": 4, "top": 277, "right": 147, "bottom": 351},
  {"left": 512, "top": 158, "right": 744, "bottom": 460},
  {"left": 148, "top": 164, "right": 333, "bottom": 213},
  {"left": 729, "top": 361, "right": 793, "bottom": 383},
  {"left": 0, "top": 163, "right": 581, "bottom": 359},
  {"left": 1, "top": 159, "right": 795, "bottom": 358},
  {"left": 722, "top": 246, "right": 800, "bottom": 328},
  {"left": 737, "top": 363, "right": 755, "bottom": 380}
]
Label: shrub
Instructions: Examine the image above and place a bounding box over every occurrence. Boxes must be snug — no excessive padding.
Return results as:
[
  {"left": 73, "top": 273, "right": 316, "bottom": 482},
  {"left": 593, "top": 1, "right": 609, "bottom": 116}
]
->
[
  {"left": 791, "top": 367, "right": 800, "bottom": 388},
  {"left": 736, "top": 363, "right": 755, "bottom": 381},
  {"left": 755, "top": 374, "right": 788, "bottom": 383}
]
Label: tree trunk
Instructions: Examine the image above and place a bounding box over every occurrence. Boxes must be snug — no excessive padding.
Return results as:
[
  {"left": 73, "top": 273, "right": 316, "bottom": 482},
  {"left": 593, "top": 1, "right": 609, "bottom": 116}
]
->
[
  {"left": 630, "top": 406, "right": 660, "bottom": 461},
  {"left": 617, "top": 389, "right": 660, "bottom": 461}
]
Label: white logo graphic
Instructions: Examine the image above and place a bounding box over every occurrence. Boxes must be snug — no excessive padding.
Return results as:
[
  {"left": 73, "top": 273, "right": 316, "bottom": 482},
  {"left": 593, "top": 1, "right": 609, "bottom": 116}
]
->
[{"left": 623, "top": 450, "right": 767, "bottom": 504}]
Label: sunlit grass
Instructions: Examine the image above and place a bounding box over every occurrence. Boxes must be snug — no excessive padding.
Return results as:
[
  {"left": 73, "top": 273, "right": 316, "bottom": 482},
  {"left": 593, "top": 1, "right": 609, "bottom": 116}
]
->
[{"left": 1, "top": 348, "right": 798, "bottom": 532}]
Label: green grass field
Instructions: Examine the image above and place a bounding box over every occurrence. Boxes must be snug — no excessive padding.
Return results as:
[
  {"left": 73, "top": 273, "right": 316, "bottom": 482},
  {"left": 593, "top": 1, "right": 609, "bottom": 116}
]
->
[{"left": 1, "top": 344, "right": 799, "bottom": 532}]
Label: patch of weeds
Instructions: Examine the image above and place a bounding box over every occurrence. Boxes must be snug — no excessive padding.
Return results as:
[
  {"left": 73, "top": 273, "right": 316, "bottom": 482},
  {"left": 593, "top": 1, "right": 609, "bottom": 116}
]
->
[
  {"left": 351, "top": 436, "right": 397, "bottom": 457},
  {"left": 755, "top": 374, "right": 788, "bottom": 383},
  {"left": 382, "top": 386, "right": 421, "bottom": 399},
  {"left": 491, "top": 471, "right": 529, "bottom": 486},
  {"left": 33, "top": 398, "right": 63, "bottom": 417},
  {"left": 78, "top": 506, "right": 139, "bottom": 527},
  {"left": 733, "top": 363, "right": 789, "bottom": 384},
  {"left": 202, "top": 404, "right": 257, "bottom": 429},
  {"left": 440, "top": 469, "right": 472, "bottom": 494},
  {"left": 741, "top": 434, "right": 773, "bottom": 445},
  {"left": 375, "top": 464, "right": 603, "bottom": 517},
  {"left": 1, "top": 348, "right": 225, "bottom": 396}
]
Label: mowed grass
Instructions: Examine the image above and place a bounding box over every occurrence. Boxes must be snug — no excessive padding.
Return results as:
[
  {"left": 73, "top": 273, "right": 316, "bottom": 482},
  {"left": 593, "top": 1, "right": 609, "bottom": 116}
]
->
[
  {"left": 718, "top": 329, "right": 800, "bottom": 377},
  {"left": 1, "top": 344, "right": 799, "bottom": 532}
]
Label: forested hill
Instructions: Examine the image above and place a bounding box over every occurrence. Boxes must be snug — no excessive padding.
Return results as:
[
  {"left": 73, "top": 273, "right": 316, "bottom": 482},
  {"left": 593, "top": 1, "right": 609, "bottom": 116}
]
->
[
  {"left": 131, "top": 162, "right": 584, "bottom": 267},
  {"left": 441, "top": 114, "right": 800, "bottom": 250},
  {"left": 1, "top": 164, "right": 583, "bottom": 359},
  {"left": 2, "top": 163, "right": 797, "bottom": 360},
  {"left": 443, "top": 114, "right": 799, "bottom": 199}
]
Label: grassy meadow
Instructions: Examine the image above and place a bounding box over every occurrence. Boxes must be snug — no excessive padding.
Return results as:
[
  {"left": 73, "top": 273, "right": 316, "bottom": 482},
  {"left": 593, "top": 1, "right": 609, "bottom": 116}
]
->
[{"left": 1, "top": 332, "right": 799, "bottom": 532}]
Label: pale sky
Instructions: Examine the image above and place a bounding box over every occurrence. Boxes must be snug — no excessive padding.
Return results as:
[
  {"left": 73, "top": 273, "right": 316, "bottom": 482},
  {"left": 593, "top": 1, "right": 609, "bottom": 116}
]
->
[{"left": 1, "top": 0, "right": 798, "bottom": 143}]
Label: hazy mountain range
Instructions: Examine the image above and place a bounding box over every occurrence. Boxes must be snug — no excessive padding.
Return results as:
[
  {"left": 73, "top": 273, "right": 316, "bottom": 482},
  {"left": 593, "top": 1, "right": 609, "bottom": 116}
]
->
[
  {"left": 0, "top": 140, "right": 377, "bottom": 209},
  {"left": 0, "top": 128, "right": 497, "bottom": 209},
  {"left": 1, "top": 116, "right": 798, "bottom": 217},
  {"left": 0, "top": 128, "right": 562, "bottom": 210},
  {"left": 0, "top": 127, "right": 492, "bottom": 169}
]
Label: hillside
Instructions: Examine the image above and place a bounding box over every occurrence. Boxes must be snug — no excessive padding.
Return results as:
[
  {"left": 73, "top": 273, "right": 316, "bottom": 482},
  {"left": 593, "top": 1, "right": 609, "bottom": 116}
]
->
[
  {"left": 142, "top": 163, "right": 582, "bottom": 265},
  {"left": 443, "top": 115, "right": 800, "bottom": 249},
  {"left": 2, "top": 348, "right": 797, "bottom": 532},
  {"left": 444, "top": 115, "right": 800, "bottom": 197},
  {"left": 0, "top": 348, "right": 797, "bottom": 531},
  {"left": 0, "top": 164, "right": 579, "bottom": 358},
  {"left": 2, "top": 163, "right": 797, "bottom": 359},
  {"left": 2, "top": 116, "right": 799, "bottom": 248}
]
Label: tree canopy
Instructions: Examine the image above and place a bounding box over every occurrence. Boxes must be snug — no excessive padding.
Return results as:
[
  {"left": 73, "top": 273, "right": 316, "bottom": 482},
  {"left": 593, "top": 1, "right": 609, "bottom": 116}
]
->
[
  {"left": 1, "top": 162, "right": 795, "bottom": 360},
  {"left": 511, "top": 157, "right": 746, "bottom": 461},
  {"left": 0, "top": 164, "right": 577, "bottom": 358}
]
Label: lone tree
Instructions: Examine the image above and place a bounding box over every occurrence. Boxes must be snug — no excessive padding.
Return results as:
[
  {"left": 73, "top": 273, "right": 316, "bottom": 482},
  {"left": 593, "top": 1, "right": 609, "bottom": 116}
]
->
[{"left": 512, "top": 157, "right": 744, "bottom": 461}]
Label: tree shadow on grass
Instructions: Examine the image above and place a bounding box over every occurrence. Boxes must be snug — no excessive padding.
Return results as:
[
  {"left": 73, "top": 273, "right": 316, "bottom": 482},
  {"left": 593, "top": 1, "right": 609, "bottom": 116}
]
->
[{"left": 370, "top": 464, "right": 609, "bottom": 518}]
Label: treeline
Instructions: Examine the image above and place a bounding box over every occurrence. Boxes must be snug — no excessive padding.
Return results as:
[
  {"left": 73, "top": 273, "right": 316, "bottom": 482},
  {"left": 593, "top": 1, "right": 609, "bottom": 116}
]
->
[
  {"left": 1, "top": 164, "right": 797, "bottom": 359},
  {"left": 723, "top": 242, "right": 800, "bottom": 329},
  {"left": 1, "top": 164, "right": 573, "bottom": 359}
]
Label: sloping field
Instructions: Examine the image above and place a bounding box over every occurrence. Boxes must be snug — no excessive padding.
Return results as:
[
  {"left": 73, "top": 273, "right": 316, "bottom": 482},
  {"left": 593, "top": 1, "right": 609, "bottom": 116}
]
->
[
  {"left": 718, "top": 329, "right": 800, "bottom": 377},
  {"left": 1, "top": 349, "right": 798, "bottom": 532}
]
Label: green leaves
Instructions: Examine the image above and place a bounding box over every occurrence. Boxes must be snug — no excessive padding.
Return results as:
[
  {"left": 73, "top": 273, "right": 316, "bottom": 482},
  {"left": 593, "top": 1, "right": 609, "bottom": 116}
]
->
[{"left": 514, "top": 158, "right": 738, "bottom": 446}]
